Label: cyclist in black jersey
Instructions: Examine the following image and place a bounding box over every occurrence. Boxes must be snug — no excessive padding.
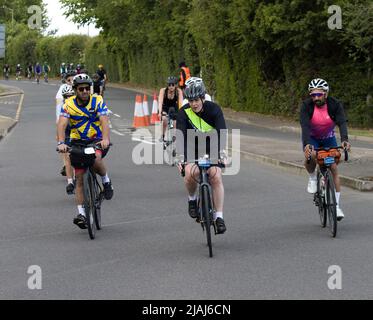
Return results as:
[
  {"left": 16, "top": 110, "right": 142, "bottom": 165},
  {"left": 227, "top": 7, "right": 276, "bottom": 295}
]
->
[
  {"left": 176, "top": 78, "right": 228, "bottom": 234},
  {"left": 91, "top": 73, "right": 103, "bottom": 96},
  {"left": 158, "top": 76, "right": 183, "bottom": 141}
]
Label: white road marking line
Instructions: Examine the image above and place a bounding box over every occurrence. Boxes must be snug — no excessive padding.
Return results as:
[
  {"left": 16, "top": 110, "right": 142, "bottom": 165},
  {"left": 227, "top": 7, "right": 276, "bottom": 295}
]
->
[
  {"left": 112, "top": 129, "right": 125, "bottom": 136},
  {"left": 15, "top": 93, "right": 24, "bottom": 122},
  {"left": 131, "top": 137, "right": 156, "bottom": 145}
]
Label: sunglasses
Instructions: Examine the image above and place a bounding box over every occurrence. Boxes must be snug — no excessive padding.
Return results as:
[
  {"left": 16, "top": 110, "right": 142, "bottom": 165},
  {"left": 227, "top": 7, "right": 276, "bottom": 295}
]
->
[
  {"left": 310, "top": 92, "right": 325, "bottom": 98},
  {"left": 78, "top": 86, "right": 90, "bottom": 92},
  {"left": 168, "top": 83, "right": 176, "bottom": 87}
]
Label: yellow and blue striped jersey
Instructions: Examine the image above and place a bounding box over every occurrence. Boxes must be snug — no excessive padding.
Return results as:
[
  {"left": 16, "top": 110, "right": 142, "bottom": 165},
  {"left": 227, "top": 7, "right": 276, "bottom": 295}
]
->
[{"left": 61, "top": 94, "right": 109, "bottom": 140}]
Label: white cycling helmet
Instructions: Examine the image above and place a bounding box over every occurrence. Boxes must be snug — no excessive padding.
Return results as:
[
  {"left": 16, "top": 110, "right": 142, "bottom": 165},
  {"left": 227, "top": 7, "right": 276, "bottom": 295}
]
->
[
  {"left": 308, "top": 78, "right": 329, "bottom": 92},
  {"left": 61, "top": 84, "right": 75, "bottom": 98},
  {"left": 73, "top": 73, "right": 92, "bottom": 87},
  {"left": 185, "top": 77, "right": 203, "bottom": 87}
]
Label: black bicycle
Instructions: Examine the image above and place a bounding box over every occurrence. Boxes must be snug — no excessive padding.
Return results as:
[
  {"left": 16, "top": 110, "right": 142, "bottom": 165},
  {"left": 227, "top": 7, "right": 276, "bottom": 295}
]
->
[
  {"left": 163, "top": 108, "right": 176, "bottom": 166},
  {"left": 58, "top": 142, "right": 111, "bottom": 239},
  {"left": 311, "top": 146, "right": 348, "bottom": 238},
  {"left": 182, "top": 155, "right": 225, "bottom": 257}
]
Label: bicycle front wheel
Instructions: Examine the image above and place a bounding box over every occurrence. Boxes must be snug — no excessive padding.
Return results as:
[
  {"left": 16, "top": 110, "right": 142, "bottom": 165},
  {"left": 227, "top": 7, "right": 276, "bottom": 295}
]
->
[
  {"left": 93, "top": 177, "right": 102, "bottom": 230},
  {"left": 317, "top": 171, "right": 327, "bottom": 228},
  {"left": 83, "top": 170, "right": 96, "bottom": 239},
  {"left": 201, "top": 185, "right": 213, "bottom": 258},
  {"left": 326, "top": 170, "right": 337, "bottom": 238}
]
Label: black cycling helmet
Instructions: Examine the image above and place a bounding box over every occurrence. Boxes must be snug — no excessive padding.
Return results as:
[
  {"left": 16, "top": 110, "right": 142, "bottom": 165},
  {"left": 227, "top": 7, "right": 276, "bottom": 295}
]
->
[
  {"left": 72, "top": 73, "right": 92, "bottom": 88},
  {"left": 65, "top": 70, "right": 76, "bottom": 79},
  {"left": 184, "top": 77, "right": 206, "bottom": 100},
  {"left": 167, "top": 76, "right": 177, "bottom": 85}
]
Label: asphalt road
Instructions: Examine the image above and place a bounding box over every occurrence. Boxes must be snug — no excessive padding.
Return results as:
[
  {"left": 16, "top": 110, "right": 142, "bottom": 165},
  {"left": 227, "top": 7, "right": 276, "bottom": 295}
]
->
[{"left": 1, "top": 79, "right": 373, "bottom": 300}]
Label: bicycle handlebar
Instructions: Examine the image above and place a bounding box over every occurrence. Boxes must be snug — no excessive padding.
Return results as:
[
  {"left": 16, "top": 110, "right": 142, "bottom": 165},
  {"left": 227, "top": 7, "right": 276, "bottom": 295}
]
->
[
  {"left": 306, "top": 145, "right": 348, "bottom": 164},
  {"left": 179, "top": 161, "right": 226, "bottom": 177},
  {"left": 56, "top": 142, "right": 113, "bottom": 153}
]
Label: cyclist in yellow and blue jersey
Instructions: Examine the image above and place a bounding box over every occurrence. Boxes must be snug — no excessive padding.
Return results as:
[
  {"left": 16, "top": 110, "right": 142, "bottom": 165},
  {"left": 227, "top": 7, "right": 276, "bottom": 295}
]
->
[{"left": 57, "top": 74, "right": 114, "bottom": 229}]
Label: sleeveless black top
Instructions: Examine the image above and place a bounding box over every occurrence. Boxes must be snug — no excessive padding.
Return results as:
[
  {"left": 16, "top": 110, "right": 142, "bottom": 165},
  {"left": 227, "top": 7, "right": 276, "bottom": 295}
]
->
[{"left": 162, "top": 88, "right": 178, "bottom": 113}]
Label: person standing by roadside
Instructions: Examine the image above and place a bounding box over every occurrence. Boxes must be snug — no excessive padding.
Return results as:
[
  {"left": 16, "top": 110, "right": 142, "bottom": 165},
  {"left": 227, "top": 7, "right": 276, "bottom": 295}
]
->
[{"left": 178, "top": 61, "right": 191, "bottom": 90}]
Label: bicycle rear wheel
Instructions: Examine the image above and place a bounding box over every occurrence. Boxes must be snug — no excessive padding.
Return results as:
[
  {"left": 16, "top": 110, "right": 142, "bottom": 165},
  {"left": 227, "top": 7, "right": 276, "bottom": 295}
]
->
[
  {"left": 201, "top": 185, "right": 213, "bottom": 258},
  {"left": 317, "top": 171, "right": 327, "bottom": 228},
  {"left": 83, "top": 170, "right": 96, "bottom": 239},
  {"left": 326, "top": 171, "right": 337, "bottom": 238}
]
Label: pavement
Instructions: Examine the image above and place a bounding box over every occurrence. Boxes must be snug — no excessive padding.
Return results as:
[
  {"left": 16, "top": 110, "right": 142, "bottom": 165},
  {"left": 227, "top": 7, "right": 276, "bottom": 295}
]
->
[
  {"left": 2, "top": 80, "right": 373, "bottom": 191},
  {"left": 0, "top": 83, "right": 23, "bottom": 142}
]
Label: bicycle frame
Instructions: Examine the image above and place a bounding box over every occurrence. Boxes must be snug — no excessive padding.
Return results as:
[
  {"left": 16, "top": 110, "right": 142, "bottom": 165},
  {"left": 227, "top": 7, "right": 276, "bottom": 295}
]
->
[
  {"left": 198, "top": 165, "right": 214, "bottom": 229},
  {"left": 163, "top": 112, "right": 176, "bottom": 166},
  {"left": 188, "top": 156, "right": 225, "bottom": 257},
  {"left": 57, "top": 142, "right": 112, "bottom": 239},
  {"left": 312, "top": 146, "right": 348, "bottom": 237}
]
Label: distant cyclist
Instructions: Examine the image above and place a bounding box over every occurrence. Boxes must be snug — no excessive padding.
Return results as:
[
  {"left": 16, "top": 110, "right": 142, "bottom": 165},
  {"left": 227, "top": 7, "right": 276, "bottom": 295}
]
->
[
  {"left": 3, "top": 64, "right": 10, "bottom": 80},
  {"left": 96, "top": 64, "right": 107, "bottom": 91},
  {"left": 60, "top": 63, "right": 67, "bottom": 79},
  {"left": 91, "top": 73, "right": 103, "bottom": 96},
  {"left": 57, "top": 74, "right": 114, "bottom": 229},
  {"left": 67, "top": 63, "right": 74, "bottom": 73},
  {"left": 26, "top": 63, "right": 33, "bottom": 80},
  {"left": 301, "top": 78, "right": 351, "bottom": 221},
  {"left": 15, "top": 64, "right": 22, "bottom": 80},
  {"left": 56, "top": 71, "right": 76, "bottom": 178},
  {"left": 158, "top": 76, "right": 183, "bottom": 142},
  {"left": 75, "top": 64, "right": 82, "bottom": 75},
  {"left": 56, "top": 83, "right": 76, "bottom": 194},
  {"left": 43, "top": 62, "right": 50, "bottom": 82},
  {"left": 34, "top": 62, "right": 42, "bottom": 83}
]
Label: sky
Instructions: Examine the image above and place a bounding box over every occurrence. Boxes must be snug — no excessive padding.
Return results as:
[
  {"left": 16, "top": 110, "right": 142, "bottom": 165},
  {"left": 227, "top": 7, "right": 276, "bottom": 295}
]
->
[{"left": 44, "top": 0, "right": 101, "bottom": 37}]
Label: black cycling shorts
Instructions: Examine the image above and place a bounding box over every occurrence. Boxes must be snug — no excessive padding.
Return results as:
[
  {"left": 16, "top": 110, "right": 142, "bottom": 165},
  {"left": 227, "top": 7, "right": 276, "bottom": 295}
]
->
[{"left": 163, "top": 106, "right": 178, "bottom": 120}]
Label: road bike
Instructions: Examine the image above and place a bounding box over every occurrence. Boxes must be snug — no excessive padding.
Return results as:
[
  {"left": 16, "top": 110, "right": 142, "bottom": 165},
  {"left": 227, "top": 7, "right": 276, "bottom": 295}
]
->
[
  {"left": 182, "top": 155, "right": 225, "bottom": 257},
  {"left": 27, "top": 70, "right": 33, "bottom": 81},
  {"left": 163, "top": 108, "right": 176, "bottom": 166},
  {"left": 58, "top": 142, "right": 112, "bottom": 239},
  {"left": 311, "top": 146, "right": 348, "bottom": 238},
  {"left": 15, "top": 71, "right": 22, "bottom": 81}
]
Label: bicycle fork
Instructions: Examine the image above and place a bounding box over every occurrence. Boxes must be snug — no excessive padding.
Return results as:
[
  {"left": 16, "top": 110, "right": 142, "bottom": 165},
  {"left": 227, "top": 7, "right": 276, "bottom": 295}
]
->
[{"left": 198, "top": 176, "right": 217, "bottom": 235}]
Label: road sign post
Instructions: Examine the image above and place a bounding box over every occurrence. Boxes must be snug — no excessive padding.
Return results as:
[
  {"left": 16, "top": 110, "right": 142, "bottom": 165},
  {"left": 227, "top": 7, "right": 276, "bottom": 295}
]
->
[{"left": 0, "top": 24, "right": 5, "bottom": 59}]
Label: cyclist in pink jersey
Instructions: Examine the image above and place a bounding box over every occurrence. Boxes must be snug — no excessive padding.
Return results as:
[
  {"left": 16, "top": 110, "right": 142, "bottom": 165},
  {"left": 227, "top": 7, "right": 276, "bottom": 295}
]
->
[{"left": 300, "top": 78, "right": 351, "bottom": 220}]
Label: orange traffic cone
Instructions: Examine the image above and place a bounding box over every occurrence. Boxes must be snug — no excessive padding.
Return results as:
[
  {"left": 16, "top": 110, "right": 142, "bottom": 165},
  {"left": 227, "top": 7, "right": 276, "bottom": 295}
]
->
[
  {"left": 132, "top": 95, "right": 147, "bottom": 128},
  {"left": 150, "top": 93, "right": 160, "bottom": 124},
  {"left": 142, "top": 94, "right": 150, "bottom": 126}
]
